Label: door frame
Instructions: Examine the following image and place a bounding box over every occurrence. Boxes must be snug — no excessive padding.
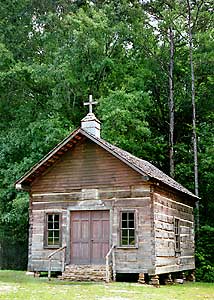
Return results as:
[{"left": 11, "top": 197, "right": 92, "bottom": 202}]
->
[{"left": 66, "top": 207, "right": 112, "bottom": 265}]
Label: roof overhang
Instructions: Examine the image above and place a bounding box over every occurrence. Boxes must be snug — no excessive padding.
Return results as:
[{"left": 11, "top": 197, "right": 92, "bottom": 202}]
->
[
  {"left": 15, "top": 128, "right": 198, "bottom": 201},
  {"left": 15, "top": 128, "right": 84, "bottom": 188},
  {"left": 15, "top": 128, "right": 149, "bottom": 190}
]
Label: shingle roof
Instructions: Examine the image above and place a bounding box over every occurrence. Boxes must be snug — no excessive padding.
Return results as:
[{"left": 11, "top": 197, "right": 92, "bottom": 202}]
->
[{"left": 16, "top": 128, "right": 198, "bottom": 199}]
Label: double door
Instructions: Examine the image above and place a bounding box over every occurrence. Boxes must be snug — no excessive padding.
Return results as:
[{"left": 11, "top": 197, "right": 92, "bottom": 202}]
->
[{"left": 70, "top": 210, "right": 109, "bottom": 264}]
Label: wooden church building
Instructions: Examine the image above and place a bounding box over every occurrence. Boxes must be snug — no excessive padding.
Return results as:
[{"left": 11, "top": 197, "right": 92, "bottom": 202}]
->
[{"left": 16, "top": 97, "right": 197, "bottom": 284}]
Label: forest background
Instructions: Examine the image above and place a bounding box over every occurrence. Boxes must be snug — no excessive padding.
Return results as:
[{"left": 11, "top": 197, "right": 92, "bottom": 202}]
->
[{"left": 0, "top": 0, "right": 213, "bottom": 282}]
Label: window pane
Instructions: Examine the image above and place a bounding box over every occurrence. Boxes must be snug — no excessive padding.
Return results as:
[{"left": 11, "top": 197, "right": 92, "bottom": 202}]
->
[
  {"left": 48, "top": 222, "right": 53, "bottom": 230},
  {"left": 129, "top": 220, "right": 134, "bottom": 228},
  {"left": 46, "top": 214, "right": 60, "bottom": 247},
  {"left": 48, "top": 237, "right": 54, "bottom": 245},
  {"left": 122, "top": 237, "right": 128, "bottom": 246},
  {"left": 54, "top": 221, "right": 59, "bottom": 229},
  {"left": 48, "top": 230, "right": 54, "bottom": 238},
  {"left": 122, "top": 219, "right": 128, "bottom": 228},
  {"left": 128, "top": 212, "right": 134, "bottom": 221},
  {"left": 129, "top": 229, "right": 135, "bottom": 245},
  {"left": 122, "top": 212, "right": 128, "bottom": 228},
  {"left": 48, "top": 215, "right": 53, "bottom": 222},
  {"left": 129, "top": 236, "right": 135, "bottom": 245},
  {"left": 122, "top": 229, "right": 128, "bottom": 238},
  {"left": 174, "top": 218, "right": 180, "bottom": 251},
  {"left": 129, "top": 229, "right": 135, "bottom": 237},
  {"left": 54, "top": 230, "right": 59, "bottom": 238},
  {"left": 54, "top": 214, "right": 59, "bottom": 222},
  {"left": 54, "top": 238, "right": 59, "bottom": 245},
  {"left": 122, "top": 237, "right": 128, "bottom": 245},
  {"left": 121, "top": 229, "right": 128, "bottom": 245},
  {"left": 120, "top": 212, "right": 135, "bottom": 246},
  {"left": 122, "top": 212, "right": 128, "bottom": 220}
]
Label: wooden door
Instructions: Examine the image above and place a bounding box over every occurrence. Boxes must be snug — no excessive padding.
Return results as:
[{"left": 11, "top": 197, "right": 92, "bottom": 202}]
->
[{"left": 70, "top": 210, "right": 109, "bottom": 264}]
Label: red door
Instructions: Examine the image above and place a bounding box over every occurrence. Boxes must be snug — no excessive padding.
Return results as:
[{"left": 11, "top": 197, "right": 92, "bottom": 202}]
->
[{"left": 70, "top": 210, "right": 109, "bottom": 264}]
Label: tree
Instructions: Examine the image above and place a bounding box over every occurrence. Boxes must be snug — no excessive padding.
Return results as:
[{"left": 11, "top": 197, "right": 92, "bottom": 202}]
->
[
  {"left": 169, "top": 26, "right": 175, "bottom": 178},
  {"left": 0, "top": 0, "right": 213, "bottom": 274}
]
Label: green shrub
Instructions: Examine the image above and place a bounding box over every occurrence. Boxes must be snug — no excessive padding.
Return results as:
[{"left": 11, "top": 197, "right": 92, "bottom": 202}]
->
[{"left": 195, "top": 226, "right": 214, "bottom": 282}]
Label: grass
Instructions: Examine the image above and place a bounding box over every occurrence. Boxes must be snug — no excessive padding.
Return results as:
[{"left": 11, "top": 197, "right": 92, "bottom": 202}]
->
[{"left": 0, "top": 271, "right": 213, "bottom": 300}]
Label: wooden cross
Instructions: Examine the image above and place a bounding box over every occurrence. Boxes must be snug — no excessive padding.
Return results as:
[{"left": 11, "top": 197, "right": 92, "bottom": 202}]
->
[{"left": 84, "top": 95, "right": 97, "bottom": 114}]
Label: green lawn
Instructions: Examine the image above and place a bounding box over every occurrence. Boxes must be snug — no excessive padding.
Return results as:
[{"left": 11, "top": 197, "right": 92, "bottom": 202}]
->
[{"left": 0, "top": 271, "right": 213, "bottom": 300}]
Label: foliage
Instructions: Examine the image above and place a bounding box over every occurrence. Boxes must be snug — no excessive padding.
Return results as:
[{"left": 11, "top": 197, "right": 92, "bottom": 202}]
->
[
  {"left": 98, "top": 90, "right": 151, "bottom": 154},
  {"left": 0, "top": 0, "right": 213, "bottom": 279},
  {"left": 195, "top": 226, "right": 214, "bottom": 282}
]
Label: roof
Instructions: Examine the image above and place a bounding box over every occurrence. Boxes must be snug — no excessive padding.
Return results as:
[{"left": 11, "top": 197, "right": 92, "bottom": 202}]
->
[{"left": 15, "top": 128, "right": 198, "bottom": 199}]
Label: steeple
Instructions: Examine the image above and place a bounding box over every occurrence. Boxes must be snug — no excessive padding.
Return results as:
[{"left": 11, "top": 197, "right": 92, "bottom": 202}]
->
[{"left": 81, "top": 95, "right": 101, "bottom": 138}]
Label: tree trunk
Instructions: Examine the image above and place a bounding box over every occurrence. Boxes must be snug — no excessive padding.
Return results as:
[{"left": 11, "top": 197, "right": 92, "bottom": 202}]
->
[
  {"left": 169, "top": 27, "right": 175, "bottom": 178},
  {"left": 187, "top": 0, "right": 199, "bottom": 231}
]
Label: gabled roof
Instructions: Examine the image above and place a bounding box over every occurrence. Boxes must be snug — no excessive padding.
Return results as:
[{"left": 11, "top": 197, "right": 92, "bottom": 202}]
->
[{"left": 16, "top": 128, "right": 198, "bottom": 199}]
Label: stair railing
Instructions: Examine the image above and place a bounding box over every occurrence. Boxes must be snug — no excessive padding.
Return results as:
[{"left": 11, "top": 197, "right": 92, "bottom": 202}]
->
[
  {"left": 105, "top": 244, "right": 116, "bottom": 283},
  {"left": 48, "top": 245, "right": 66, "bottom": 281}
]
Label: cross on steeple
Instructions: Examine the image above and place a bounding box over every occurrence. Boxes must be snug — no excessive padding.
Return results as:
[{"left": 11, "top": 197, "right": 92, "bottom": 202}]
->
[
  {"left": 84, "top": 95, "right": 97, "bottom": 114},
  {"left": 81, "top": 94, "right": 100, "bottom": 137}
]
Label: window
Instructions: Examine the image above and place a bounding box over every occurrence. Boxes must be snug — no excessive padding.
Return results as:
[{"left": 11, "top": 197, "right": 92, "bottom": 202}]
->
[
  {"left": 120, "top": 211, "right": 135, "bottom": 247},
  {"left": 45, "top": 213, "right": 61, "bottom": 248},
  {"left": 174, "top": 218, "right": 181, "bottom": 252}
]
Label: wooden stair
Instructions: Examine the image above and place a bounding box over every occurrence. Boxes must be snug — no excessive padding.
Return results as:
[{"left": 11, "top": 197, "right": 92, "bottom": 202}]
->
[{"left": 60, "top": 264, "right": 111, "bottom": 282}]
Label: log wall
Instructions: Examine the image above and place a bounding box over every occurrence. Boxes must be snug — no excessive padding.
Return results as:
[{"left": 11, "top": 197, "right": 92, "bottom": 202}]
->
[
  {"left": 28, "top": 184, "right": 155, "bottom": 273},
  {"left": 153, "top": 191, "right": 195, "bottom": 274},
  {"left": 27, "top": 138, "right": 195, "bottom": 275}
]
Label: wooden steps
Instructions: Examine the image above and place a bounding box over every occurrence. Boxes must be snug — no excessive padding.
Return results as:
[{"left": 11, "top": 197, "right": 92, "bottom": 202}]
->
[{"left": 60, "top": 265, "right": 111, "bottom": 282}]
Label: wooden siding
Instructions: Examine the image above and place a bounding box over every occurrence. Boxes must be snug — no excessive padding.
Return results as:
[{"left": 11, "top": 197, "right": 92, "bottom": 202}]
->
[
  {"left": 154, "top": 184, "right": 195, "bottom": 207},
  {"left": 27, "top": 138, "right": 195, "bottom": 276},
  {"left": 153, "top": 191, "right": 195, "bottom": 274},
  {"left": 112, "top": 187, "right": 155, "bottom": 274},
  {"left": 31, "top": 139, "right": 144, "bottom": 193},
  {"left": 28, "top": 208, "right": 67, "bottom": 271},
  {"left": 28, "top": 184, "right": 195, "bottom": 275},
  {"left": 28, "top": 184, "right": 155, "bottom": 273}
]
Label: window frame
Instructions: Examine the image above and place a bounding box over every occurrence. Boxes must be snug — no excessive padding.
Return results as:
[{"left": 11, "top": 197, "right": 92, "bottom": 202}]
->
[
  {"left": 119, "top": 210, "right": 137, "bottom": 248},
  {"left": 174, "top": 217, "right": 181, "bottom": 253},
  {"left": 44, "top": 213, "right": 62, "bottom": 249}
]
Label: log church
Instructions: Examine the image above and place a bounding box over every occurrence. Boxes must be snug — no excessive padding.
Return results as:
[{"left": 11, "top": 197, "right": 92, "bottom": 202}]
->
[{"left": 16, "top": 96, "right": 197, "bottom": 284}]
